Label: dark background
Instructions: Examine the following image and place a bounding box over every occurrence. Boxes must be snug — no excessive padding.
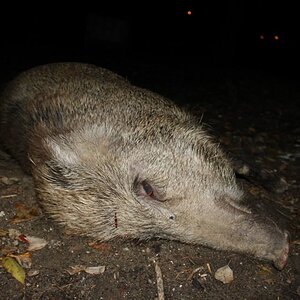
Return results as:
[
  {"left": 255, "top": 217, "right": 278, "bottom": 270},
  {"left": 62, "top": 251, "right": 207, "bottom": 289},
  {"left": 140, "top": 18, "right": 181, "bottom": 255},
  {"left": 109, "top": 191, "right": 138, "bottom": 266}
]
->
[{"left": 1, "top": 0, "right": 299, "bottom": 76}]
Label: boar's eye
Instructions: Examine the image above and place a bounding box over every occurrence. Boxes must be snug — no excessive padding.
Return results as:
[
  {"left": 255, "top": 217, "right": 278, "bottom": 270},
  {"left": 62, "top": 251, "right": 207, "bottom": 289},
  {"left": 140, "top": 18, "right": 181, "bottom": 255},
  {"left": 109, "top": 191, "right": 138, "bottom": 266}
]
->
[
  {"left": 142, "top": 180, "right": 155, "bottom": 198},
  {"left": 134, "top": 177, "right": 163, "bottom": 201}
]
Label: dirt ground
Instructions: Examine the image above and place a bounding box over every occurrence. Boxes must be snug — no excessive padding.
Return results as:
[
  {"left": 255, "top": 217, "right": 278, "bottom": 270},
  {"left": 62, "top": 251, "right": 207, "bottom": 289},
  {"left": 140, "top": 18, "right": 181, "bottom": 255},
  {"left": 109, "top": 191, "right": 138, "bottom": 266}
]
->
[{"left": 0, "top": 59, "right": 299, "bottom": 299}]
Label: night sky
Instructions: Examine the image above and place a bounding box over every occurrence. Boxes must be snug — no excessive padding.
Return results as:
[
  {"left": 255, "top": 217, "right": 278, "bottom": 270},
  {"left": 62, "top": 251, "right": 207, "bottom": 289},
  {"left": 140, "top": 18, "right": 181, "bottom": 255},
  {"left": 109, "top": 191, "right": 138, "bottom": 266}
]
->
[{"left": 1, "top": 1, "right": 299, "bottom": 72}]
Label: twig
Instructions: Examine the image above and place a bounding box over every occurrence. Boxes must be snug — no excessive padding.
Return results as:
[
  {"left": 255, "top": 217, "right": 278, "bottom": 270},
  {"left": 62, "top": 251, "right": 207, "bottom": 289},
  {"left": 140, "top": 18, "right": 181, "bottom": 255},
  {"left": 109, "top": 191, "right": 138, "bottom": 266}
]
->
[
  {"left": 154, "top": 260, "right": 165, "bottom": 300},
  {"left": 187, "top": 266, "right": 204, "bottom": 281},
  {"left": 0, "top": 194, "right": 18, "bottom": 199}
]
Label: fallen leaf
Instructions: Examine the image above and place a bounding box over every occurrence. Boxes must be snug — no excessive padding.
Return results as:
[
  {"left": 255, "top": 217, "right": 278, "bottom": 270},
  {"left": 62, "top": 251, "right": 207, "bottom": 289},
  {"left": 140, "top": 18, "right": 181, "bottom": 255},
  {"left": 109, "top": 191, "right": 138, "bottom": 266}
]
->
[
  {"left": 88, "top": 241, "right": 111, "bottom": 252},
  {"left": 10, "top": 252, "right": 32, "bottom": 268},
  {"left": 66, "top": 265, "right": 85, "bottom": 275},
  {"left": 214, "top": 265, "right": 234, "bottom": 284},
  {"left": 11, "top": 203, "right": 40, "bottom": 223},
  {"left": 85, "top": 266, "right": 106, "bottom": 275},
  {"left": 27, "top": 269, "right": 40, "bottom": 277},
  {"left": 258, "top": 265, "right": 273, "bottom": 275},
  {"left": 66, "top": 264, "right": 106, "bottom": 275},
  {"left": 26, "top": 235, "right": 48, "bottom": 251},
  {"left": 2, "top": 256, "right": 26, "bottom": 284}
]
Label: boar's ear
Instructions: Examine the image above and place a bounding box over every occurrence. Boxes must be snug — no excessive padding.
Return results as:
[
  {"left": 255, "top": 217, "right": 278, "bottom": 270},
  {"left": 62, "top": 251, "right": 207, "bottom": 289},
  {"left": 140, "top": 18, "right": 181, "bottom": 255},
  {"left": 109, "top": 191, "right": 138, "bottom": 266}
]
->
[
  {"left": 43, "top": 126, "right": 117, "bottom": 167},
  {"left": 44, "top": 137, "right": 80, "bottom": 166}
]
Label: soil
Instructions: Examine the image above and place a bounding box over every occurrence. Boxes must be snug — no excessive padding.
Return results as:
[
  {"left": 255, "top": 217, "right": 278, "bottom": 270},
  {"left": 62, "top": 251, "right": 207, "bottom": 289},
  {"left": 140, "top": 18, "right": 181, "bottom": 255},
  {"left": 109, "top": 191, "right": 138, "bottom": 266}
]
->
[{"left": 0, "top": 58, "right": 299, "bottom": 299}]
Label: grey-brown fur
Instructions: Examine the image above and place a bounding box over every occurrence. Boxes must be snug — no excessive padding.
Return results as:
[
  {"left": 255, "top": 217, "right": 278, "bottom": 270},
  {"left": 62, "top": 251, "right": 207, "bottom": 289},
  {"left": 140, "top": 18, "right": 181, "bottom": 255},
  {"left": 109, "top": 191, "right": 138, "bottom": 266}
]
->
[{"left": 0, "top": 63, "right": 289, "bottom": 269}]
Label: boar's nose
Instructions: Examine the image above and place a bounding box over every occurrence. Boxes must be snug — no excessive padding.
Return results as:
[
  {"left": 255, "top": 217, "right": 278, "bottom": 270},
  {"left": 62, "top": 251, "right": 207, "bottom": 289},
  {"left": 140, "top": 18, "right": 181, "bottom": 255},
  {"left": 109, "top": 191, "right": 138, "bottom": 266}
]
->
[{"left": 273, "top": 231, "right": 290, "bottom": 270}]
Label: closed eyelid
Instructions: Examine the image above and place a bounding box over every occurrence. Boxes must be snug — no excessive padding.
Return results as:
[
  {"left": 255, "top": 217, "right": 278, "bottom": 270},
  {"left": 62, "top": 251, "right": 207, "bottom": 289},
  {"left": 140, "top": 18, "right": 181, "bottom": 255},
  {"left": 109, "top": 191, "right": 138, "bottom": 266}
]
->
[{"left": 133, "top": 177, "right": 167, "bottom": 202}]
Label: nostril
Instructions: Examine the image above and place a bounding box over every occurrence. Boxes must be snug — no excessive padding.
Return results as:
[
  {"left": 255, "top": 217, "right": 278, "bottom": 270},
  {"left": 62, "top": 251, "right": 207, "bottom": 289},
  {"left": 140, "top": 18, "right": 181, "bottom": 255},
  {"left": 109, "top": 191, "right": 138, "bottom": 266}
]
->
[{"left": 169, "top": 214, "right": 176, "bottom": 221}]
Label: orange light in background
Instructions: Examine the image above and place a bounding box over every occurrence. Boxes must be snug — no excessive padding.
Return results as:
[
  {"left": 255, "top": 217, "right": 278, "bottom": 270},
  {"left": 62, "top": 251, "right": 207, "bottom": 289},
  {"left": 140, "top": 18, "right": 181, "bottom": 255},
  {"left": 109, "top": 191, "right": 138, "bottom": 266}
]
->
[
  {"left": 259, "top": 35, "right": 265, "bottom": 40},
  {"left": 274, "top": 35, "right": 279, "bottom": 40},
  {"left": 187, "top": 10, "right": 192, "bottom": 15}
]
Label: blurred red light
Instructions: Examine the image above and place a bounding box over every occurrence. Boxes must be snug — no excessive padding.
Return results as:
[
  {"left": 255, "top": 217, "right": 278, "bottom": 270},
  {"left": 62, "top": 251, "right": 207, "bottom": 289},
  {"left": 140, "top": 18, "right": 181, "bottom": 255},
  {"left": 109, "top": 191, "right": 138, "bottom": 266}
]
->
[
  {"left": 259, "top": 35, "right": 265, "bottom": 40},
  {"left": 274, "top": 35, "right": 279, "bottom": 40},
  {"left": 187, "top": 10, "right": 192, "bottom": 15}
]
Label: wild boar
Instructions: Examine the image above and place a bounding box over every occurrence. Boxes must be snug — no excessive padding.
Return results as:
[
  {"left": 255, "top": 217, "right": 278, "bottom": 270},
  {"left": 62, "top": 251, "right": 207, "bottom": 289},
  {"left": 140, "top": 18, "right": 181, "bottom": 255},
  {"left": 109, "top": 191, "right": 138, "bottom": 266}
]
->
[{"left": 0, "top": 63, "right": 289, "bottom": 269}]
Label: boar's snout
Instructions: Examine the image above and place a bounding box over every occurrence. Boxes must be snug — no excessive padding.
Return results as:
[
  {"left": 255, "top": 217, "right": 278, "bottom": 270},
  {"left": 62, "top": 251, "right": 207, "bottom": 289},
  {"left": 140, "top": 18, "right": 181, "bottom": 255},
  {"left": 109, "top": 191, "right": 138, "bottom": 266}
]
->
[
  {"left": 273, "top": 231, "right": 289, "bottom": 270},
  {"left": 242, "top": 220, "right": 290, "bottom": 270},
  {"left": 170, "top": 200, "right": 290, "bottom": 270}
]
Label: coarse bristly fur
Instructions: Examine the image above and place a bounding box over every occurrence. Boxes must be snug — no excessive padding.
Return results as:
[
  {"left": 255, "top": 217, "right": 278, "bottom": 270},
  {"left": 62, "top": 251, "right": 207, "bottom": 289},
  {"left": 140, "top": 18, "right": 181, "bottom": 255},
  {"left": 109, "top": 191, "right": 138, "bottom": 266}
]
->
[{"left": 0, "top": 63, "right": 289, "bottom": 269}]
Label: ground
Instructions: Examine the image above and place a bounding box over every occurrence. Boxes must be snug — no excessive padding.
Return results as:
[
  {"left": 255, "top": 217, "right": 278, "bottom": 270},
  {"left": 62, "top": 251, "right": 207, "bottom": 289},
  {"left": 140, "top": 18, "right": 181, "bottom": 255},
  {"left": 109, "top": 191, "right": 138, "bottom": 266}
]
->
[{"left": 0, "top": 58, "right": 299, "bottom": 299}]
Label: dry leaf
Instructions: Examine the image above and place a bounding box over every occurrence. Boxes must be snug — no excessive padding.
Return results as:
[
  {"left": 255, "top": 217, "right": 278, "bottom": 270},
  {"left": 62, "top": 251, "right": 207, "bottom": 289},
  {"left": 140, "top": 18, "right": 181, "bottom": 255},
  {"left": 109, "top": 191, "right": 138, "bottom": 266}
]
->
[
  {"left": 258, "top": 265, "right": 273, "bottom": 275},
  {"left": 214, "top": 265, "right": 234, "bottom": 284},
  {"left": 10, "top": 252, "right": 32, "bottom": 268},
  {"left": 66, "top": 264, "right": 105, "bottom": 275},
  {"left": 85, "top": 266, "right": 106, "bottom": 274},
  {"left": 26, "top": 235, "right": 48, "bottom": 251},
  {"left": 88, "top": 241, "right": 112, "bottom": 252},
  {"left": 66, "top": 265, "right": 85, "bottom": 275},
  {"left": 27, "top": 269, "right": 40, "bottom": 277},
  {"left": 2, "top": 256, "right": 26, "bottom": 284},
  {"left": 11, "top": 203, "right": 40, "bottom": 223}
]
